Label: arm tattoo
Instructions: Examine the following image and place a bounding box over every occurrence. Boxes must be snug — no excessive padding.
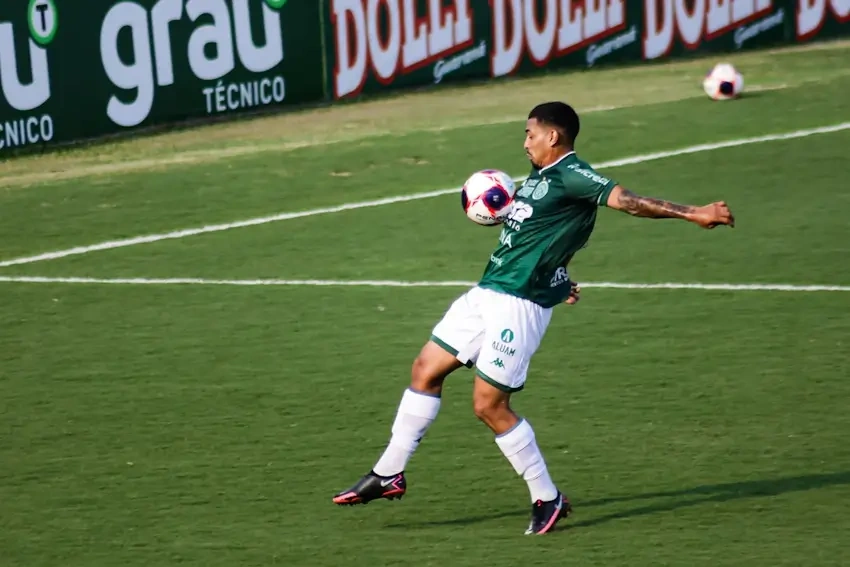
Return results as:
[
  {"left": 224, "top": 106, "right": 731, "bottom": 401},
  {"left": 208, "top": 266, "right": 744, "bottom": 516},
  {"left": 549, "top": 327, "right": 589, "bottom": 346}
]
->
[{"left": 616, "top": 188, "right": 696, "bottom": 219}]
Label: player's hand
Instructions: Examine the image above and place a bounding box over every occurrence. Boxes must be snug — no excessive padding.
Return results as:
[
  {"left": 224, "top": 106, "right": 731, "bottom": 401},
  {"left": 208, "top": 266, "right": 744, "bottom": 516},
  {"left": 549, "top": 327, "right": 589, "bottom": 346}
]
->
[
  {"left": 691, "top": 201, "right": 735, "bottom": 229},
  {"left": 564, "top": 281, "right": 581, "bottom": 305}
]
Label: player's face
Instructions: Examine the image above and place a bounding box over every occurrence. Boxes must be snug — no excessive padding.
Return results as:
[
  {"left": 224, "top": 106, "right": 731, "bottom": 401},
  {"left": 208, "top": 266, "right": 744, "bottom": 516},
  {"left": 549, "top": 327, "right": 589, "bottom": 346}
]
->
[{"left": 524, "top": 118, "right": 551, "bottom": 168}]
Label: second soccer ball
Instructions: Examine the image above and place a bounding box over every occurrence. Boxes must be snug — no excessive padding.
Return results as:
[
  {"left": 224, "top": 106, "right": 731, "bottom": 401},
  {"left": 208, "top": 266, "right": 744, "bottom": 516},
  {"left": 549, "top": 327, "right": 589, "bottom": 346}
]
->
[{"left": 703, "top": 62, "right": 744, "bottom": 101}]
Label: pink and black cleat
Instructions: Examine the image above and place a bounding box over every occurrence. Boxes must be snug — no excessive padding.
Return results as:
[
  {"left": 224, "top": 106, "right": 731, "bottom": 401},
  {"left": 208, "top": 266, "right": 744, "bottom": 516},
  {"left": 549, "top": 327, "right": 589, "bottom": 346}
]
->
[
  {"left": 525, "top": 492, "right": 572, "bottom": 535},
  {"left": 333, "top": 471, "right": 406, "bottom": 505}
]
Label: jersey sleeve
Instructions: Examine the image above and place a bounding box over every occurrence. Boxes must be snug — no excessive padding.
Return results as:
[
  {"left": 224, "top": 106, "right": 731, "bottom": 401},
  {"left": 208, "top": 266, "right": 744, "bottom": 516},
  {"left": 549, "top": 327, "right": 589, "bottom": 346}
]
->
[{"left": 559, "top": 163, "right": 617, "bottom": 206}]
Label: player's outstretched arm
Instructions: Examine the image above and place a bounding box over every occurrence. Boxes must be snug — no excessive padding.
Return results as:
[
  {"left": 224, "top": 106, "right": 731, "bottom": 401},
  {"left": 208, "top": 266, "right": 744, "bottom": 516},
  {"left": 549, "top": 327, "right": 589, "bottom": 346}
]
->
[{"left": 605, "top": 185, "right": 735, "bottom": 229}]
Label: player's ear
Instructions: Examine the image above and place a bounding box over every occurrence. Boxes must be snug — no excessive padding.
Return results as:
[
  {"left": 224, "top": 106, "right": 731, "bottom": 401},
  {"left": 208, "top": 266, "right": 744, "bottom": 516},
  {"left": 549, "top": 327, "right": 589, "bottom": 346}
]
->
[{"left": 547, "top": 128, "right": 559, "bottom": 148}]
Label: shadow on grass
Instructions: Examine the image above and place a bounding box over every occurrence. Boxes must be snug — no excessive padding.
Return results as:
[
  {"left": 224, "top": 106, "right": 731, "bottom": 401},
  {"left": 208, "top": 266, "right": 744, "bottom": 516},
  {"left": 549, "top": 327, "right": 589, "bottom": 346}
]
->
[{"left": 384, "top": 471, "right": 850, "bottom": 530}]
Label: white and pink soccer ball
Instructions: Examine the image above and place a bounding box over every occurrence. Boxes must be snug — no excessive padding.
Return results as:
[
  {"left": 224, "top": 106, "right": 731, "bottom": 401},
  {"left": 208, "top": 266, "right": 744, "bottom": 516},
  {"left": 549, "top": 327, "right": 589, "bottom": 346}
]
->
[
  {"left": 703, "top": 62, "right": 744, "bottom": 101},
  {"left": 461, "top": 169, "right": 516, "bottom": 226}
]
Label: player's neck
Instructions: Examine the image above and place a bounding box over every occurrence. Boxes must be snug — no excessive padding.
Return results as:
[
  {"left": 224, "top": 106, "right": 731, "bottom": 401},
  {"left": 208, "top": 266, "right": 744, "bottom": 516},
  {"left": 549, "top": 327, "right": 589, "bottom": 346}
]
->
[{"left": 537, "top": 147, "right": 575, "bottom": 170}]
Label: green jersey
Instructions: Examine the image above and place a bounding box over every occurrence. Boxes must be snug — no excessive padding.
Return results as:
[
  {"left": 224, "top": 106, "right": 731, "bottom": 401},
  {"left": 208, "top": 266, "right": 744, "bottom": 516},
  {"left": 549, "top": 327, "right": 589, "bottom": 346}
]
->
[{"left": 477, "top": 152, "right": 617, "bottom": 308}]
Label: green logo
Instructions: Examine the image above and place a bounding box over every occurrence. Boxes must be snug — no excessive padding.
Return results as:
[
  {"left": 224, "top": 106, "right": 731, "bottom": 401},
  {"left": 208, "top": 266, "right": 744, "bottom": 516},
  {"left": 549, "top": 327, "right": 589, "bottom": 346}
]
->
[
  {"left": 500, "top": 329, "right": 514, "bottom": 343},
  {"left": 491, "top": 358, "right": 505, "bottom": 368},
  {"left": 532, "top": 180, "right": 549, "bottom": 200},
  {"left": 28, "top": 0, "right": 58, "bottom": 46},
  {"left": 264, "top": 0, "right": 287, "bottom": 8}
]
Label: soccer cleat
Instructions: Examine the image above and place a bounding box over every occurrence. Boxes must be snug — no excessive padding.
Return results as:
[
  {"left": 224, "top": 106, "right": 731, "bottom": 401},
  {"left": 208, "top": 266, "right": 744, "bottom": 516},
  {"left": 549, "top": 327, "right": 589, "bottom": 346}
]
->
[
  {"left": 332, "top": 471, "right": 406, "bottom": 505},
  {"left": 524, "top": 492, "right": 572, "bottom": 535}
]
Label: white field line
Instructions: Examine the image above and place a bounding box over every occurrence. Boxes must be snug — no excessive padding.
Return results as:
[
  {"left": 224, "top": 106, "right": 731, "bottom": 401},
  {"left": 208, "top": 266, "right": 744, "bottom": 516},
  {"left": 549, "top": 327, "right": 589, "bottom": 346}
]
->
[
  {"left": 0, "top": 276, "right": 847, "bottom": 292},
  {"left": 0, "top": 105, "right": 650, "bottom": 189},
  {"left": 0, "top": 84, "right": 795, "bottom": 188},
  {"left": 0, "top": 103, "right": 672, "bottom": 188},
  {"left": 1, "top": 121, "right": 849, "bottom": 270}
]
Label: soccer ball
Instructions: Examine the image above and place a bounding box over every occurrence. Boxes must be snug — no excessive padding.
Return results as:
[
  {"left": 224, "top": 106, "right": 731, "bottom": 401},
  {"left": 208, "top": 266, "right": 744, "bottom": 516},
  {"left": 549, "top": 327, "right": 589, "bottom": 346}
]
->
[
  {"left": 703, "top": 63, "right": 744, "bottom": 100},
  {"left": 461, "top": 169, "right": 516, "bottom": 226}
]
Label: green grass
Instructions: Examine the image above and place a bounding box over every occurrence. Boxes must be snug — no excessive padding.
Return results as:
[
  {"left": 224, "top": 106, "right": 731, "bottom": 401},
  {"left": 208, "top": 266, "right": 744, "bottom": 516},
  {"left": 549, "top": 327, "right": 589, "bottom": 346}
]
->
[{"left": 1, "top": 43, "right": 849, "bottom": 566}]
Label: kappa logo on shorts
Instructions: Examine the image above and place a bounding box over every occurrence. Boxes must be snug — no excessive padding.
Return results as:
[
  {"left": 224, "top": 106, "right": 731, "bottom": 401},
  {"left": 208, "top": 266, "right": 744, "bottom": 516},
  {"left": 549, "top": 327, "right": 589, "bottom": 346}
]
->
[{"left": 491, "top": 358, "right": 505, "bottom": 368}]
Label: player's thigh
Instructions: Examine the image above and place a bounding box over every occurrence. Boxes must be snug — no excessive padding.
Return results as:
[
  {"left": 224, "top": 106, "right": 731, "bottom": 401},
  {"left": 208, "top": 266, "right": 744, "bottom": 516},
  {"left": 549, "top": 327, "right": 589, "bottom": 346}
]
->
[
  {"left": 475, "top": 292, "right": 553, "bottom": 393},
  {"left": 429, "top": 287, "right": 487, "bottom": 368}
]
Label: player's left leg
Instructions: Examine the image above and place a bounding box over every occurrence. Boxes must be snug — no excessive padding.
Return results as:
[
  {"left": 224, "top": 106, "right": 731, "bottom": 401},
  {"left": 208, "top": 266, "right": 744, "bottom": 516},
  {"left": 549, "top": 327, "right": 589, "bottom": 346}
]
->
[{"left": 472, "top": 290, "right": 570, "bottom": 535}]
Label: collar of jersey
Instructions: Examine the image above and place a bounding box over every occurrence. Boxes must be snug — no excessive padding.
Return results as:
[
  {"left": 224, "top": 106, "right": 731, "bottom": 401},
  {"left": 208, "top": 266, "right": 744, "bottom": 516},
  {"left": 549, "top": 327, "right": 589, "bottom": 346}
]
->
[{"left": 538, "top": 151, "right": 576, "bottom": 173}]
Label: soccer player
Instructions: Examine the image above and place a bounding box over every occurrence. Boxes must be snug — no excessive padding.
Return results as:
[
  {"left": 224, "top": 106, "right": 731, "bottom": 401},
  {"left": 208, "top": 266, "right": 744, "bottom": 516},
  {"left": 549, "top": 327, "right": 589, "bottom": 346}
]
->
[{"left": 332, "top": 101, "right": 735, "bottom": 535}]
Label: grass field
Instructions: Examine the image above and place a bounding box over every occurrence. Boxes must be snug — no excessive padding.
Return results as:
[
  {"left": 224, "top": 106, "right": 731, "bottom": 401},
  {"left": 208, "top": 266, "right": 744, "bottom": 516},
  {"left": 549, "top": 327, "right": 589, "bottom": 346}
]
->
[{"left": 2, "top": 41, "right": 850, "bottom": 567}]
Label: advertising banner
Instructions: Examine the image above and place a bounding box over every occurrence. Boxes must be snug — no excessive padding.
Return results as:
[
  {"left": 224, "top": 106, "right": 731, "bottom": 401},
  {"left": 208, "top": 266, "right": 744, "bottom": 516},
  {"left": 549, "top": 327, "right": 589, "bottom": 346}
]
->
[
  {"left": 1, "top": 1, "right": 847, "bottom": 155},
  {"left": 324, "top": 0, "right": 850, "bottom": 101},
  {"left": 0, "top": 0, "right": 325, "bottom": 155}
]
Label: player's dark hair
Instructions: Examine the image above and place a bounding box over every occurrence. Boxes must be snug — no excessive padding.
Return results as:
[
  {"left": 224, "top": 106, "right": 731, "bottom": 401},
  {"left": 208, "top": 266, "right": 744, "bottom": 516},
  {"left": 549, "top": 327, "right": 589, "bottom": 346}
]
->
[{"left": 528, "top": 102, "right": 580, "bottom": 147}]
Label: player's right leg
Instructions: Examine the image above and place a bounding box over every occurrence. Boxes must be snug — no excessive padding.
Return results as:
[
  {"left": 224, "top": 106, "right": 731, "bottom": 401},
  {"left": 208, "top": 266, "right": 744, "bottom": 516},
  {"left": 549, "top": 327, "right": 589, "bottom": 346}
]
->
[{"left": 332, "top": 289, "right": 484, "bottom": 506}]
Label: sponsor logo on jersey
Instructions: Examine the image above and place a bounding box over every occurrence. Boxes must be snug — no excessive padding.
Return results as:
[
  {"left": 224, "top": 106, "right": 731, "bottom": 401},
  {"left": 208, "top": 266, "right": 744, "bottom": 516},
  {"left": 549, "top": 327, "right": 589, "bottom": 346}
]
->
[
  {"left": 567, "top": 163, "right": 611, "bottom": 185},
  {"left": 517, "top": 178, "right": 538, "bottom": 198},
  {"left": 550, "top": 267, "right": 570, "bottom": 288},
  {"left": 504, "top": 202, "right": 534, "bottom": 231},
  {"left": 498, "top": 228, "right": 513, "bottom": 248}
]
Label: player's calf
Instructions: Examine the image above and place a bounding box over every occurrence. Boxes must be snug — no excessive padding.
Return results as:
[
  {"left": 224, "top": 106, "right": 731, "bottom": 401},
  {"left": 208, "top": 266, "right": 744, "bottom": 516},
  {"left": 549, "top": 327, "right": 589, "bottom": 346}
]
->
[
  {"left": 332, "top": 340, "right": 463, "bottom": 506},
  {"left": 473, "top": 376, "right": 569, "bottom": 534}
]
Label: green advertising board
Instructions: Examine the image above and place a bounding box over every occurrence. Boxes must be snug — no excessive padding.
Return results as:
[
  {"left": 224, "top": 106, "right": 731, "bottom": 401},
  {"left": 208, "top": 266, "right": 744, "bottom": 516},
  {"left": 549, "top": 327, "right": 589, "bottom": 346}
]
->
[
  {"left": 1, "top": 0, "right": 847, "bottom": 155},
  {"left": 0, "top": 0, "right": 325, "bottom": 156},
  {"left": 324, "top": 0, "right": 849, "bottom": 101}
]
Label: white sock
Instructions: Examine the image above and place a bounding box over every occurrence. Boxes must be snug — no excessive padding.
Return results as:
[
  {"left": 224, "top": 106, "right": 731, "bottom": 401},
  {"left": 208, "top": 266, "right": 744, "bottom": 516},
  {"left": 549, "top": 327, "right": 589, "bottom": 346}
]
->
[
  {"left": 372, "top": 388, "right": 441, "bottom": 477},
  {"left": 495, "top": 418, "right": 559, "bottom": 503}
]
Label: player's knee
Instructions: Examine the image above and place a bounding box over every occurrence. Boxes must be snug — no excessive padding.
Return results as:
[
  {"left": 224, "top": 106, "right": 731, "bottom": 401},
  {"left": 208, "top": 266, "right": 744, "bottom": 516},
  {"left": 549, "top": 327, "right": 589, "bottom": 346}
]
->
[
  {"left": 410, "top": 353, "right": 443, "bottom": 393},
  {"left": 472, "top": 394, "right": 499, "bottom": 422},
  {"left": 472, "top": 376, "right": 514, "bottom": 424}
]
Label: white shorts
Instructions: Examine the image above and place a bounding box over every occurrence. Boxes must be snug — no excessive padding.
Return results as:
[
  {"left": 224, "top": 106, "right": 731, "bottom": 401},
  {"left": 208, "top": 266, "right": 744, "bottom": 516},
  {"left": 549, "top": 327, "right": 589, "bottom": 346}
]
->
[{"left": 430, "top": 286, "right": 554, "bottom": 392}]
